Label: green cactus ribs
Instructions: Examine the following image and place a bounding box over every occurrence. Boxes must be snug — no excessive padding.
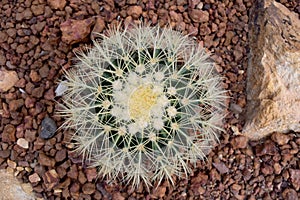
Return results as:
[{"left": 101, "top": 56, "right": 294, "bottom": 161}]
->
[{"left": 94, "top": 47, "right": 185, "bottom": 151}]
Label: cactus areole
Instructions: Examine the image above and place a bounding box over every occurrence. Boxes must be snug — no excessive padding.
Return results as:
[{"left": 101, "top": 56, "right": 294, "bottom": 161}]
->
[{"left": 59, "top": 25, "right": 226, "bottom": 188}]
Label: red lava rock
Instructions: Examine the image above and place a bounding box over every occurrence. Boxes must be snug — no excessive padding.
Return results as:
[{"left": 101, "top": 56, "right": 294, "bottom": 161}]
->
[
  {"left": 55, "top": 149, "right": 67, "bottom": 162},
  {"left": 57, "top": 177, "right": 71, "bottom": 189},
  {"left": 261, "top": 163, "right": 274, "bottom": 175},
  {"left": 56, "top": 166, "right": 67, "bottom": 179},
  {"left": 112, "top": 192, "right": 125, "bottom": 200},
  {"left": 85, "top": 168, "right": 97, "bottom": 182},
  {"left": 282, "top": 188, "right": 298, "bottom": 200},
  {"left": 43, "top": 169, "right": 59, "bottom": 190},
  {"left": 274, "top": 163, "right": 282, "bottom": 174},
  {"left": 38, "top": 153, "right": 55, "bottom": 167},
  {"left": 217, "top": 22, "right": 227, "bottom": 37},
  {"left": 213, "top": 161, "right": 229, "bottom": 174},
  {"left": 44, "top": 88, "right": 55, "bottom": 100},
  {"left": 29, "top": 70, "right": 41, "bottom": 82},
  {"left": 0, "top": 31, "right": 8, "bottom": 43},
  {"left": 227, "top": 72, "right": 238, "bottom": 82},
  {"left": 31, "top": 21, "right": 46, "bottom": 34},
  {"left": 2, "top": 124, "right": 16, "bottom": 143},
  {"left": 47, "top": 0, "right": 66, "bottom": 10},
  {"left": 169, "top": 11, "right": 182, "bottom": 22},
  {"left": 271, "top": 132, "right": 290, "bottom": 145},
  {"left": 127, "top": 6, "right": 143, "bottom": 19},
  {"left": 256, "top": 140, "right": 278, "bottom": 156},
  {"left": 289, "top": 169, "right": 300, "bottom": 190},
  {"left": 67, "top": 164, "right": 78, "bottom": 179},
  {"left": 8, "top": 99, "right": 24, "bottom": 111},
  {"left": 24, "top": 130, "right": 36, "bottom": 142},
  {"left": 242, "top": 168, "right": 252, "bottom": 181},
  {"left": 152, "top": 186, "right": 166, "bottom": 198},
  {"left": 203, "top": 34, "right": 215, "bottom": 48},
  {"left": 31, "top": 4, "right": 44, "bottom": 16},
  {"left": 0, "top": 52, "right": 6, "bottom": 65},
  {"left": 29, "top": 173, "right": 41, "bottom": 183},
  {"left": 199, "top": 23, "right": 211, "bottom": 35},
  {"left": 70, "top": 182, "right": 80, "bottom": 198},
  {"left": 233, "top": 45, "right": 244, "bottom": 61},
  {"left": 92, "top": 17, "right": 105, "bottom": 36},
  {"left": 82, "top": 182, "right": 96, "bottom": 195},
  {"left": 176, "top": 0, "right": 187, "bottom": 6},
  {"left": 16, "top": 8, "right": 33, "bottom": 21},
  {"left": 231, "top": 183, "right": 242, "bottom": 193},
  {"left": 78, "top": 170, "right": 87, "bottom": 184},
  {"left": 224, "top": 31, "right": 235, "bottom": 45},
  {"left": 210, "top": 168, "right": 221, "bottom": 182},
  {"left": 60, "top": 18, "right": 95, "bottom": 45},
  {"left": 38, "top": 65, "right": 49, "bottom": 78},
  {"left": 231, "top": 135, "right": 248, "bottom": 149},
  {"left": 7, "top": 28, "right": 16, "bottom": 38},
  {"left": 189, "top": 9, "right": 209, "bottom": 23},
  {"left": 127, "top": 0, "right": 137, "bottom": 4},
  {"left": 31, "top": 86, "right": 44, "bottom": 98},
  {"left": 25, "top": 82, "right": 34, "bottom": 94},
  {"left": 191, "top": 172, "right": 208, "bottom": 185},
  {"left": 0, "top": 150, "right": 10, "bottom": 158}
]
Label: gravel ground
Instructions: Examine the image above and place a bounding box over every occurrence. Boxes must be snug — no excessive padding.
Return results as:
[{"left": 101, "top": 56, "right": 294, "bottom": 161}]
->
[{"left": 0, "top": 0, "right": 299, "bottom": 199}]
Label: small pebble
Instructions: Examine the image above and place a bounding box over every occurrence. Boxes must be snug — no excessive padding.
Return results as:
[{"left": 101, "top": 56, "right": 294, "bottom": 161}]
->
[
  {"left": 17, "top": 138, "right": 29, "bottom": 149},
  {"left": 40, "top": 117, "right": 57, "bottom": 139},
  {"left": 7, "top": 159, "right": 17, "bottom": 169},
  {"left": 29, "top": 173, "right": 41, "bottom": 183}
]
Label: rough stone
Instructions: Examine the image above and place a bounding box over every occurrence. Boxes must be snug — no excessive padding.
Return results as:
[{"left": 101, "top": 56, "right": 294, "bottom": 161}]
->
[
  {"left": 17, "top": 138, "right": 29, "bottom": 149},
  {"left": 29, "top": 173, "right": 41, "bottom": 183},
  {"left": 151, "top": 186, "right": 166, "bottom": 199},
  {"left": 0, "top": 150, "right": 10, "bottom": 158},
  {"left": 127, "top": 6, "right": 143, "bottom": 19},
  {"left": 91, "top": 17, "right": 105, "bottom": 40},
  {"left": 188, "top": 9, "right": 209, "bottom": 23},
  {"left": 9, "top": 99, "right": 24, "bottom": 111},
  {"left": 38, "top": 153, "right": 55, "bottom": 167},
  {"left": 82, "top": 183, "right": 95, "bottom": 195},
  {"left": 55, "top": 149, "right": 67, "bottom": 162},
  {"left": 271, "top": 132, "right": 290, "bottom": 145},
  {"left": 2, "top": 124, "right": 16, "bottom": 143},
  {"left": 31, "top": 4, "right": 44, "bottom": 16},
  {"left": 243, "top": 0, "right": 300, "bottom": 140},
  {"left": 112, "top": 192, "right": 125, "bottom": 200},
  {"left": 40, "top": 117, "right": 57, "bottom": 139},
  {"left": 47, "top": 0, "right": 66, "bottom": 10},
  {"left": 212, "top": 161, "right": 229, "bottom": 174},
  {"left": 289, "top": 169, "right": 300, "bottom": 190},
  {"left": 282, "top": 188, "right": 298, "bottom": 200},
  {"left": 256, "top": 140, "right": 278, "bottom": 156},
  {"left": 43, "top": 169, "right": 59, "bottom": 190},
  {"left": 60, "top": 18, "right": 95, "bottom": 44},
  {"left": 231, "top": 135, "right": 248, "bottom": 149},
  {"left": 0, "top": 70, "right": 19, "bottom": 92},
  {"left": 85, "top": 168, "right": 97, "bottom": 182},
  {"left": 0, "top": 170, "right": 35, "bottom": 200}
]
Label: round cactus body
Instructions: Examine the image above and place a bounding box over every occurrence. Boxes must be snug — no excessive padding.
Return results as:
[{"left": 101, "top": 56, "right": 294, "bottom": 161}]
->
[{"left": 59, "top": 25, "right": 226, "bottom": 187}]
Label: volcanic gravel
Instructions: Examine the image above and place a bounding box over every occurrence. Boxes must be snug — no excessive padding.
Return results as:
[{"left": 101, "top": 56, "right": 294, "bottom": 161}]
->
[{"left": 0, "top": 0, "right": 299, "bottom": 199}]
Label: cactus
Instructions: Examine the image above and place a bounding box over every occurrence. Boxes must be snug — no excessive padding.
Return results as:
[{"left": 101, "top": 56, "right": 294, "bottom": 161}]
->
[{"left": 58, "top": 25, "right": 227, "bottom": 188}]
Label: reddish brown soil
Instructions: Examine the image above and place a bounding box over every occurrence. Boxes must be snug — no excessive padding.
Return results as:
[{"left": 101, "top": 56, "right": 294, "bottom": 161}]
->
[{"left": 0, "top": 0, "right": 299, "bottom": 199}]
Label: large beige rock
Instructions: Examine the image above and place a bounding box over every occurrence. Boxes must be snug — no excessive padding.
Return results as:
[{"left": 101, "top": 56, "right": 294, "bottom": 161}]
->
[
  {"left": 243, "top": 0, "right": 300, "bottom": 140},
  {"left": 0, "top": 169, "right": 35, "bottom": 200}
]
